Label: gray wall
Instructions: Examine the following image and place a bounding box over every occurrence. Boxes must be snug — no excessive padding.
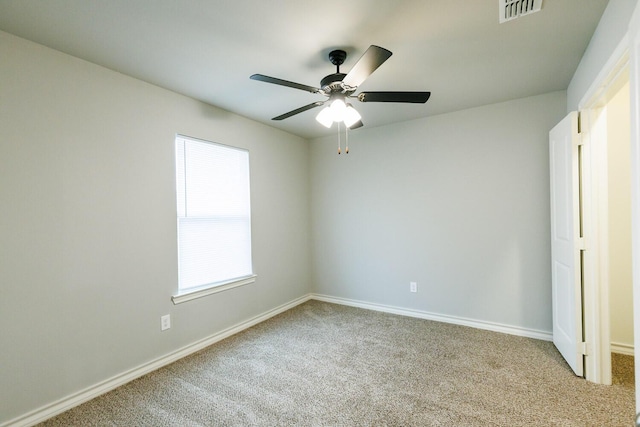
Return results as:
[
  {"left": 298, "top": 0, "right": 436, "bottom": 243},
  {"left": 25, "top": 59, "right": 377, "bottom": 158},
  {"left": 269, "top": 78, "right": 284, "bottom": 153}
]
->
[
  {"left": 310, "top": 91, "right": 567, "bottom": 334},
  {"left": 0, "top": 31, "right": 311, "bottom": 424}
]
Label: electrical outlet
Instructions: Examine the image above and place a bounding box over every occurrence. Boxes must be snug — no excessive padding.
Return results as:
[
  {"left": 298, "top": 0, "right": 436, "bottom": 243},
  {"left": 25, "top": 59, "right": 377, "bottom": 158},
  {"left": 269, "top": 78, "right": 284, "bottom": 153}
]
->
[
  {"left": 410, "top": 282, "right": 417, "bottom": 293},
  {"left": 161, "top": 314, "right": 171, "bottom": 331}
]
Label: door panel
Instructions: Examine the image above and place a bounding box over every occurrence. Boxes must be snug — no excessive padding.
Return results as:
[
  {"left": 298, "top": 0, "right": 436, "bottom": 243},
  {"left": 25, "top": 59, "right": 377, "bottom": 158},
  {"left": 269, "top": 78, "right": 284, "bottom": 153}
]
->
[{"left": 549, "top": 111, "right": 583, "bottom": 376}]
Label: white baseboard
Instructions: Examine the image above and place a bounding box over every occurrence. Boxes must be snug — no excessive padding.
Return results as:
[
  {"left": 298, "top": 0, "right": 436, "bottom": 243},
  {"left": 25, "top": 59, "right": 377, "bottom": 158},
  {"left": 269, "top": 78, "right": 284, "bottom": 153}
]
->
[
  {"left": 611, "top": 342, "right": 635, "bottom": 356},
  {"left": 2, "top": 294, "right": 312, "bottom": 427},
  {"left": 309, "top": 293, "right": 553, "bottom": 342}
]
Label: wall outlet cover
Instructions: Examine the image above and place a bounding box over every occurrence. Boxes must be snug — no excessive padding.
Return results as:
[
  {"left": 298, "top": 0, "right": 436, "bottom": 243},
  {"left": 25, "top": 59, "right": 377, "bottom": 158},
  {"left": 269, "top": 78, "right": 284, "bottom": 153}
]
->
[{"left": 161, "top": 314, "right": 171, "bottom": 331}]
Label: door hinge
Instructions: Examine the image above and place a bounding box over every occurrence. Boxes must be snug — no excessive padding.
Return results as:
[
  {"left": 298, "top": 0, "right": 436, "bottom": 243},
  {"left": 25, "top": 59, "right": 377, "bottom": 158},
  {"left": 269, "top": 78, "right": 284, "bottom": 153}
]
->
[
  {"left": 577, "top": 237, "right": 587, "bottom": 250},
  {"left": 580, "top": 342, "right": 590, "bottom": 356}
]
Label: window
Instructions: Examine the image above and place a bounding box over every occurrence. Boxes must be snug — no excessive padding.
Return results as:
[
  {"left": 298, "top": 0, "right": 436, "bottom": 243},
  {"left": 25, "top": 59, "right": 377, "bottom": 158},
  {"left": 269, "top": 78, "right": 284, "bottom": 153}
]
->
[{"left": 172, "top": 135, "right": 255, "bottom": 304}]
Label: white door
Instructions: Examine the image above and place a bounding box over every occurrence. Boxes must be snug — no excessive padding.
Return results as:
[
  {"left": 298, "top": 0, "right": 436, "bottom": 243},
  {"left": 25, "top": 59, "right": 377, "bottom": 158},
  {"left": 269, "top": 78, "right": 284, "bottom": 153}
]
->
[{"left": 549, "top": 111, "right": 583, "bottom": 377}]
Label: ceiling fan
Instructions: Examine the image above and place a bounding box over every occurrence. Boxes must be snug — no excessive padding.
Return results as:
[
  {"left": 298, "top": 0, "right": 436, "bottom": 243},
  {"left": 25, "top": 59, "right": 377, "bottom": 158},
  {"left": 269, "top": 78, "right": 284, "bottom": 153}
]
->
[{"left": 250, "top": 45, "right": 431, "bottom": 130}]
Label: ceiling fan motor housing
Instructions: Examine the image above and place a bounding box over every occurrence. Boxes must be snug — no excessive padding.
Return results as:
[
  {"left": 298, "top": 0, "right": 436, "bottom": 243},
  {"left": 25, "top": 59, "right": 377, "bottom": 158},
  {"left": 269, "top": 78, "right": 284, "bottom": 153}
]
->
[
  {"left": 320, "top": 73, "right": 347, "bottom": 93},
  {"left": 321, "top": 50, "right": 350, "bottom": 94}
]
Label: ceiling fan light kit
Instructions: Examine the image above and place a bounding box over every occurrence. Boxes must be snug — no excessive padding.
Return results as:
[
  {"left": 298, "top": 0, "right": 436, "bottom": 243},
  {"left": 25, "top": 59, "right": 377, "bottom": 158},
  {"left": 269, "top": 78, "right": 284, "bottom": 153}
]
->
[
  {"left": 315, "top": 97, "right": 362, "bottom": 128},
  {"left": 250, "top": 45, "right": 431, "bottom": 152}
]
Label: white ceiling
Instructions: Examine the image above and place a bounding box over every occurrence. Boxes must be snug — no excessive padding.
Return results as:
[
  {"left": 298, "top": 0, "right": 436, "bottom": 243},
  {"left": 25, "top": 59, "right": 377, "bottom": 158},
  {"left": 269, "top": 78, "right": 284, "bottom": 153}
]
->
[{"left": 0, "top": 0, "right": 609, "bottom": 139}]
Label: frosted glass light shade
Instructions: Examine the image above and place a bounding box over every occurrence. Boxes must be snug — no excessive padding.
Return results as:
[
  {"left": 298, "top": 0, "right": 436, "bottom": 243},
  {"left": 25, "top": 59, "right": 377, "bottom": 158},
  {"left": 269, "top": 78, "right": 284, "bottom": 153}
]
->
[
  {"left": 316, "top": 107, "right": 333, "bottom": 128},
  {"left": 329, "top": 98, "right": 347, "bottom": 122},
  {"left": 343, "top": 105, "right": 361, "bottom": 127}
]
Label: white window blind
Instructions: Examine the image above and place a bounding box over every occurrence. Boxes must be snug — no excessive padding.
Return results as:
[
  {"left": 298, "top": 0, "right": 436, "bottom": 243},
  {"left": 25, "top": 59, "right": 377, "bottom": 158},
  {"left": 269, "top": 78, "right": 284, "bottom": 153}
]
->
[{"left": 175, "top": 135, "right": 253, "bottom": 293}]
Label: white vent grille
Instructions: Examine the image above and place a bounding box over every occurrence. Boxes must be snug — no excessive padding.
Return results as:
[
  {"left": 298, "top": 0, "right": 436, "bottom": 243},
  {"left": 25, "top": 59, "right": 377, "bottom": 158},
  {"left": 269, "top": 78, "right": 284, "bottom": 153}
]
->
[{"left": 499, "top": 0, "right": 543, "bottom": 23}]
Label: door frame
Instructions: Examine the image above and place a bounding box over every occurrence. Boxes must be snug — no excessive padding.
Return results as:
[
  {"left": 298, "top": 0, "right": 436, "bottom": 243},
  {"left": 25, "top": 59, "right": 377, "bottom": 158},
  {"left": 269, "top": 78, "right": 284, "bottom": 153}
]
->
[
  {"left": 578, "top": 3, "right": 640, "bottom": 401},
  {"left": 629, "top": 3, "right": 640, "bottom": 412},
  {"left": 579, "top": 46, "right": 629, "bottom": 385}
]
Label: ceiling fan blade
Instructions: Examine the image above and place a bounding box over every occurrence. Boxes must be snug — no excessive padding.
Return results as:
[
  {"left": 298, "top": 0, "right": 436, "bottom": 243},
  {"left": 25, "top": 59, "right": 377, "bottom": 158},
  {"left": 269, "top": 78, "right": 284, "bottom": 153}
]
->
[
  {"left": 250, "top": 74, "right": 321, "bottom": 94},
  {"left": 342, "top": 45, "right": 392, "bottom": 88},
  {"left": 348, "top": 120, "right": 364, "bottom": 130},
  {"left": 272, "top": 101, "right": 325, "bottom": 121},
  {"left": 357, "top": 91, "right": 431, "bottom": 103}
]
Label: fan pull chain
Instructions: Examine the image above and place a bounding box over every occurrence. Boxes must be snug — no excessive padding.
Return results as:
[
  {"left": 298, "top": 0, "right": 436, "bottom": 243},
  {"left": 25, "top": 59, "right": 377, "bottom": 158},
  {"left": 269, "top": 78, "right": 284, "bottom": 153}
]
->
[
  {"left": 346, "top": 126, "right": 349, "bottom": 154},
  {"left": 337, "top": 122, "right": 341, "bottom": 154}
]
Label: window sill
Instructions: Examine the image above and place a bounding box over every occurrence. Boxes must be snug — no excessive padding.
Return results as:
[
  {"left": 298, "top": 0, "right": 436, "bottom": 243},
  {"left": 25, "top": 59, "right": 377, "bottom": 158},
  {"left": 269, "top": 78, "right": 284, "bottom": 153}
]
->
[{"left": 171, "top": 274, "right": 257, "bottom": 305}]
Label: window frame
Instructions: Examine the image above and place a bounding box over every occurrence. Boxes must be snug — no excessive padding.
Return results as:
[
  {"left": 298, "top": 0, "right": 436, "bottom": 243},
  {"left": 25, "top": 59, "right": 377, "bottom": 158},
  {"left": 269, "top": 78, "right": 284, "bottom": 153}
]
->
[{"left": 172, "top": 134, "right": 256, "bottom": 304}]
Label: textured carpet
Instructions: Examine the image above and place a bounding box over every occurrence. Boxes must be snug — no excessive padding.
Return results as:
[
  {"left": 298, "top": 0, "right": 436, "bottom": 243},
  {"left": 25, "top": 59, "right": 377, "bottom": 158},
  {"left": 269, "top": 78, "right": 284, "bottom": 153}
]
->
[{"left": 38, "top": 300, "right": 634, "bottom": 426}]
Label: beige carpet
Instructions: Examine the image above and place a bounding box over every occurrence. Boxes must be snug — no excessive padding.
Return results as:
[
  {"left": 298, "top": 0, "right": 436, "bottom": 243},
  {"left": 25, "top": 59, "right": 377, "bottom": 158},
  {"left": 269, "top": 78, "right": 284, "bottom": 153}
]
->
[{"left": 38, "top": 300, "right": 634, "bottom": 426}]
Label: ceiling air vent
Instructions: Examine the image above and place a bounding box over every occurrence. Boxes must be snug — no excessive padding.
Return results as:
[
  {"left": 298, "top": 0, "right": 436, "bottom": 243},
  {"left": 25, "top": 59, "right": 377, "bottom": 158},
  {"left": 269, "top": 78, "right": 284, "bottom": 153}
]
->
[{"left": 499, "top": 0, "right": 543, "bottom": 23}]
